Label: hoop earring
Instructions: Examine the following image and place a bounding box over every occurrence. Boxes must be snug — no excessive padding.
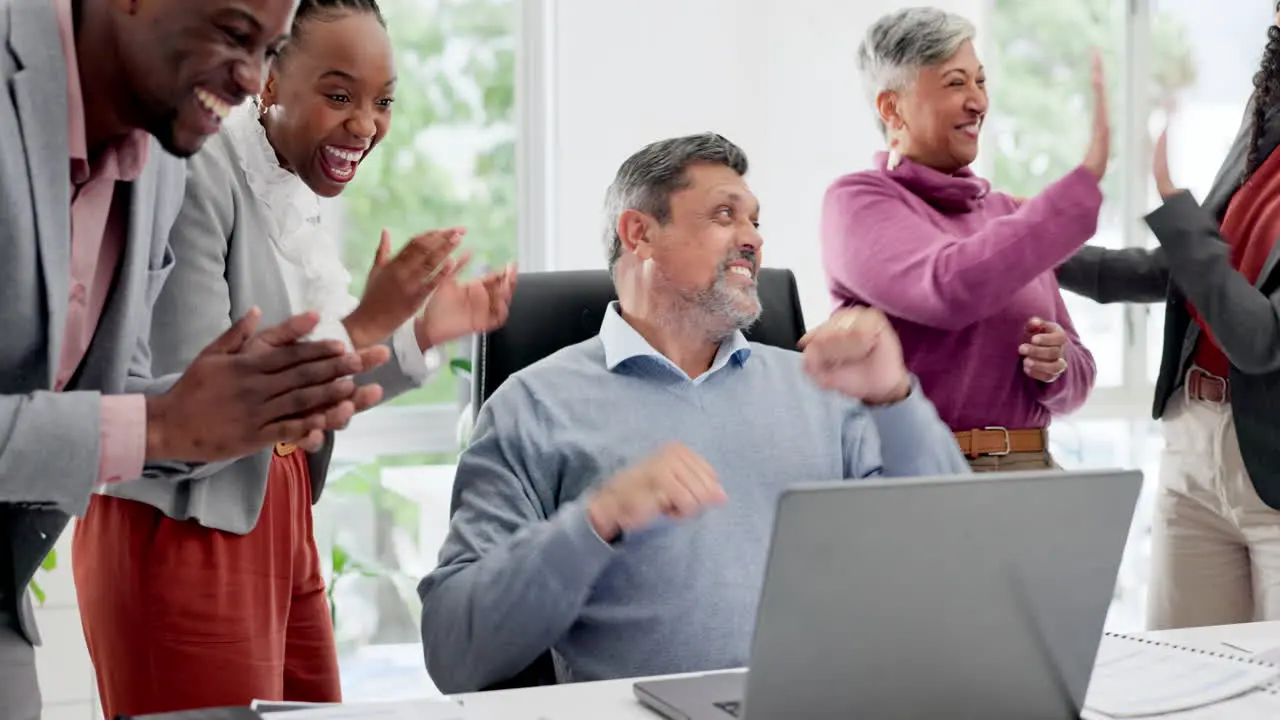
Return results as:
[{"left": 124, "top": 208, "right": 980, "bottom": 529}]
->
[{"left": 256, "top": 96, "right": 268, "bottom": 118}]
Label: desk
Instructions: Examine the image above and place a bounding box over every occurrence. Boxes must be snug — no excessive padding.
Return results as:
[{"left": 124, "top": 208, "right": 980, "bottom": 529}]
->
[{"left": 450, "top": 621, "right": 1280, "bottom": 720}]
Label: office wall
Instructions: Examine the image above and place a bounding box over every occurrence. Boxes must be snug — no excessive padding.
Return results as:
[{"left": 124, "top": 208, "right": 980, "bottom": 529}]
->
[{"left": 539, "top": 0, "right": 988, "bottom": 326}]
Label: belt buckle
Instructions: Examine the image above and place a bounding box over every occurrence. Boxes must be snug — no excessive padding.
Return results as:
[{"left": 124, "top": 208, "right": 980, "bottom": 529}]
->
[
  {"left": 983, "top": 426, "right": 1011, "bottom": 456},
  {"left": 1188, "top": 367, "right": 1228, "bottom": 403},
  {"left": 1206, "top": 374, "right": 1228, "bottom": 403}
]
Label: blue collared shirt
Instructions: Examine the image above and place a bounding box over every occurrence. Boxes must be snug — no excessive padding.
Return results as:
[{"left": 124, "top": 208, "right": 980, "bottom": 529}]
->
[{"left": 599, "top": 301, "right": 751, "bottom": 384}]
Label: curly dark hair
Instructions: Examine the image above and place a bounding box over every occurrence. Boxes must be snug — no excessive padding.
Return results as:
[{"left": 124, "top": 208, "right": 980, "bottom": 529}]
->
[
  {"left": 1247, "top": 14, "right": 1280, "bottom": 178},
  {"left": 281, "top": 0, "right": 385, "bottom": 60}
]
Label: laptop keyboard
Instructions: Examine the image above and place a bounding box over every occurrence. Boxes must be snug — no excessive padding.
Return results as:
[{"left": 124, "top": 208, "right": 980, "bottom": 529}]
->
[{"left": 714, "top": 700, "right": 742, "bottom": 717}]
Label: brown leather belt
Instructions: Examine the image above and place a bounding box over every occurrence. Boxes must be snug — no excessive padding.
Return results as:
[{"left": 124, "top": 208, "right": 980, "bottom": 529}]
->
[
  {"left": 953, "top": 427, "right": 1047, "bottom": 458},
  {"left": 1186, "top": 367, "right": 1229, "bottom": 403}
]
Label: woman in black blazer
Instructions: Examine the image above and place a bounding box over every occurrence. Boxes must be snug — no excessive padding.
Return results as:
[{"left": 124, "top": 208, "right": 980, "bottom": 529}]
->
[{"left": 1057, "top": 7, "right": 1280, "bottom": 631}]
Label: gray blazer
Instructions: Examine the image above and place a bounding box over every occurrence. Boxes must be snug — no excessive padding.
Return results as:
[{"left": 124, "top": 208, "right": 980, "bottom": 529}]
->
[
  {"left": 0, "top": 0, "right": 190, "bottom": 644},
  {"left": 1058, "top": 96, "right": 1280, "bottom": 508},
  {"left": 99, "top": 127, "right": 426, "bottom": 535}
]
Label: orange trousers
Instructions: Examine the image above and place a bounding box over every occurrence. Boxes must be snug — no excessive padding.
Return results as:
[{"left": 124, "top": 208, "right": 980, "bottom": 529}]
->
[{"left": 72, "top": 447, "right": 341, "bottom": 719}]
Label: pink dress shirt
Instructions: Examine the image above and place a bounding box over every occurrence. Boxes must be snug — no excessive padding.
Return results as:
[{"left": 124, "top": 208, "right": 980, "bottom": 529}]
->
[{"left": 52, "top": 0, "right": 148, "bottom": 484}]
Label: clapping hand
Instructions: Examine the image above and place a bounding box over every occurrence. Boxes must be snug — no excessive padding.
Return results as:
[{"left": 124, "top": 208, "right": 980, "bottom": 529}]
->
[
  {"left": 415, "top": 263, "right": 517, "bottom": 349},
  {"left": 1019, "top": 317, "right": 1068, "bottom": 384},
  {"left": 344, "top": 228, "right": 467, "bottom": 350},
  {"left": 146, "top": 309, "right": 390, "bottom": 461}
]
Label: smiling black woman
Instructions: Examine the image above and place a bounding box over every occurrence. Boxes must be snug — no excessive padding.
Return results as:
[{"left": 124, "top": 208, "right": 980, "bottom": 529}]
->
[{"left": 70, "top": 1, "right": 516, "bottom": 716}]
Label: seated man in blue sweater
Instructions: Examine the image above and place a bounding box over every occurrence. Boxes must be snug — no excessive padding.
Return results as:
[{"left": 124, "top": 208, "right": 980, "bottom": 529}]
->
[{"left": 417, "top": 132, "right": 970, "bottom": 693}]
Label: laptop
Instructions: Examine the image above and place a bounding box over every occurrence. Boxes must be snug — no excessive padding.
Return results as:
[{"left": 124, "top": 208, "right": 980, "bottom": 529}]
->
[{"left": 633, "top": 468, "right": 1143, "bottom": 719}]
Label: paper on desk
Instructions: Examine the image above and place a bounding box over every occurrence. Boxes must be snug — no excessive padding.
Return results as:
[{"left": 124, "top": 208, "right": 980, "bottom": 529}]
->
[
  {"left": 248, "top": 698, "right": 467, "bottom": 720},
  {"left": 251, "top": 700, "right": 335, "bottom": 713},
  {"left": 1082, "top": 685, "right": 1280, "bottom": 719},
  {"left": 1083, "top": 634, "right": 1280, "bottom": 717}
]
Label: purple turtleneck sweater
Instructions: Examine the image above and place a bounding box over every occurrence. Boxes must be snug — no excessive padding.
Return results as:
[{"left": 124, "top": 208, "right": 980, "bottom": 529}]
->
[{"left": 819, "top": 153, "right": 1101, "bottom": 431}]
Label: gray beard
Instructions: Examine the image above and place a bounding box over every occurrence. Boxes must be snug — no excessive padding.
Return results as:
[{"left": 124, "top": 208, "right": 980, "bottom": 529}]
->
[{"left": 654, "top": 263, "right": 762, "bottom": 342}]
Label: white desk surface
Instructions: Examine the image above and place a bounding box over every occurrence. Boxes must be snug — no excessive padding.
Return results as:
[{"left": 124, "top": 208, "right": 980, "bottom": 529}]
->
[{"left": 450, "top": 621, "right": 1280, "bottom": 720}]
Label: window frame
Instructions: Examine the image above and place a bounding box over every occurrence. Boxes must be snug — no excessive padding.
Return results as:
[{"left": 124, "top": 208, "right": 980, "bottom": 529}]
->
[{"left": 1080, "top": 0, "right": 1156, "bottom": 427}]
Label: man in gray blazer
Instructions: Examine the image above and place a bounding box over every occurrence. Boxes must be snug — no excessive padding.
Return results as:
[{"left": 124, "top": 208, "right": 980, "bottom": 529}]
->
[
  {"left": 0, "top": 0, "right": 392, "bottom": 717},
  {"left": 1057, "top": 93, "right": 1280, "bottom": 628}
]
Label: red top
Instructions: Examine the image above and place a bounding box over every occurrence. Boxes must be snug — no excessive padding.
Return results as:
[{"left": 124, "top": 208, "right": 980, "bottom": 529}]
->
[{"left": 1189, "top": 148, "right": 1280, "bottom": 377}]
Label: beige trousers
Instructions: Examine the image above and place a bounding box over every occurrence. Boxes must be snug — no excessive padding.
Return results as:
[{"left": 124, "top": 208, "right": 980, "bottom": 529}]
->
[{"left": 1147, "top": 390, "right": 1280, "bottom": 629}]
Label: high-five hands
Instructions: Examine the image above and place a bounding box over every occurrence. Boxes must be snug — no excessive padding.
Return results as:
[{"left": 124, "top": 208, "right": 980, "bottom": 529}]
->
[
  {"left": 798, "top": 306, "right": 912, "bottom": 406},
  {"left": 145, "top": 309, "right": 390, "bottom": 462},
  {"left": 586, "top": 443, "right": 727, "bottom": 543},
  {"left": 343, "top": 228, "right": 467, "bottom": 350},
  {"left": 1020, "top": 317, "right": 1068, "bottom": 383},
  {"left": 1153, "top": 119, "right": 1179, "bottom": 200},
  {"left": 1082, "top": 50, "right": 1111, "bottom": 181}
]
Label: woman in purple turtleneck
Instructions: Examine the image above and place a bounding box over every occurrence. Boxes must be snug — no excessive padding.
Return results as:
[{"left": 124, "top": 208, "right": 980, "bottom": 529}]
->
[{"left": 821, "top": 7, "right": 1111, "bottom": 471}]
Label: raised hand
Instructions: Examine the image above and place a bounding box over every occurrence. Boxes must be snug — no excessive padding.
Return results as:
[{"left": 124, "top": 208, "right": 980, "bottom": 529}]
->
[
  {"left": 1082, "top": 50, "right": 1111, "bottom": 181},
  {"left": 144, "top": 308, "right": 391, "bottom": 462},
  {"left": 416, "top": 264, "right": 518, "bottom": 349},
  {"left": 1019, "top": 317, "right": 1068, "bottom": 383},
  {"left": 1153, "top": 124, "right": 1179, "bottom": 199},
  {"left": 798, "top": 306, "right": 911, "bottom": 405},
  {"left": 585, "top": 443, "right": 727, "bottom": 543},
  {"left": 344, "top": 228, "right": 466, "bottom": 350}
]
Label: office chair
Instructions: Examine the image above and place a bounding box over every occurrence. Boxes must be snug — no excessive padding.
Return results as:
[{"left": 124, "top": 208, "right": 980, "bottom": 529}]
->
[{"left": 467, "top": 267, "right": 807, "bottom": 690}]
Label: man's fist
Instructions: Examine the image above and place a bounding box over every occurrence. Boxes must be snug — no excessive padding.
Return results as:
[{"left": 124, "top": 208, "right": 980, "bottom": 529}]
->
[
  {"left": 799, "top": 306, "right": 911, "bottom": 405},
  {"left": 586, "top": 443, "right": 727, "bottom": 543}
]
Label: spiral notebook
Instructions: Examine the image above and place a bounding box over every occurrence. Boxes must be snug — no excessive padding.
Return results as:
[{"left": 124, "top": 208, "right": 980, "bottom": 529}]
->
[{"left": 1082, "top": 632, "right": 1280, "bottom": 718}]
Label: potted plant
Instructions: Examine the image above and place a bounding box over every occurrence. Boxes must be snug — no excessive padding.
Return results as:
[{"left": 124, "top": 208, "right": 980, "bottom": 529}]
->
[{"left": 27, "top": 549, "right": 58, "bottom": 606}]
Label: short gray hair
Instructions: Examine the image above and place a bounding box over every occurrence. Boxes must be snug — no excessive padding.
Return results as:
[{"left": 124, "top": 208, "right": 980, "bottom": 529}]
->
[
  {"left": 856, "top": 7, "right": 977, "bottom": 136},
  {"left": 602, "top": 132, "right": 749, "bottom": 272}
]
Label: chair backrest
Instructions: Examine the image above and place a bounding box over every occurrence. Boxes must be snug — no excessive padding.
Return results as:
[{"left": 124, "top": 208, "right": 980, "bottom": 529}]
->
[
  {"left": 465, "top": 267, "right": 807, "bottom": 690},
  {"left": 472, "top": 268, "right": 807, "bottom": 409}
]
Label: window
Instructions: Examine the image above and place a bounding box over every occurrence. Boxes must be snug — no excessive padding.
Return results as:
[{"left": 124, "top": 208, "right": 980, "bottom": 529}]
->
[
  {"left": 985, "top": 0, "right": 1135, "bottom": 393},
  {"left": 988, "top": 0, "right": 1270, "bottom": 632},
  {"left": 1048, "top": 419, "right": 1163, "bottom": 632},
  {"left": 313, "top": 0, "right": 518, "bottom": 699},
  {"left": 1144, "top": 0, "right": 1270, "bottom": 384}
]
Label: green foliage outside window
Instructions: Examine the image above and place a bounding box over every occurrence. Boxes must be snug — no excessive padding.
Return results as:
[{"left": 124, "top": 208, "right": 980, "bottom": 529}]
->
[{"left": 988, "top": 0, "right": 1196, "bottom": 205}]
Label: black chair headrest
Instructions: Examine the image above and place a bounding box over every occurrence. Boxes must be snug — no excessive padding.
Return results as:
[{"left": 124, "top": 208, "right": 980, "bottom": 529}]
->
[{"left": 471, "top": 268, "right": 807, "bottom": 411}]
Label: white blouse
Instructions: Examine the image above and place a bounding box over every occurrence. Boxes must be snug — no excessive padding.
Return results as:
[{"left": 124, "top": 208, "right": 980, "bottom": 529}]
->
[{"left": 223, "top": 103, "right": 436, "bottom": 384}]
